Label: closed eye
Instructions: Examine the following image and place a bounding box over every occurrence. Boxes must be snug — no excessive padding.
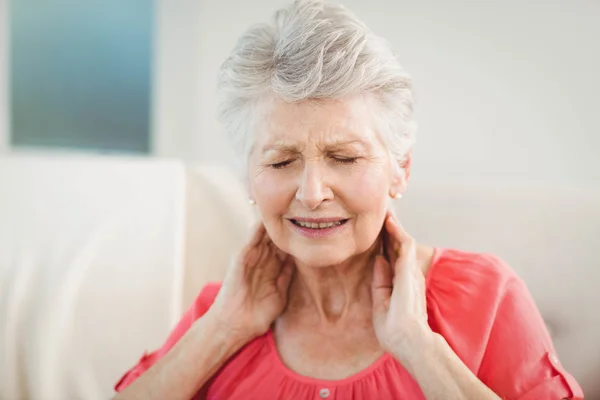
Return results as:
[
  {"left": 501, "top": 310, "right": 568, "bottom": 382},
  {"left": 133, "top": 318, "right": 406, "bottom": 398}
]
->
[
  {"left": 270, "top": 159, "right": 295, "bottom": 169},
  {"left": 332, "top": 156, "right": 359, "bottom": 164}
]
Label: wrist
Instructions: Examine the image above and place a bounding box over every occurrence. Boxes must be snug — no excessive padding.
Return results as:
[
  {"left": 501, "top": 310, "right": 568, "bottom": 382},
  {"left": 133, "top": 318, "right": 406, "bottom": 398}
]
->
[
  {"left": 202, "top": 307, "right": 256, "bottom": 348},
  {"left": 388, "top": 324, "right": 438, "bottom": 366}
]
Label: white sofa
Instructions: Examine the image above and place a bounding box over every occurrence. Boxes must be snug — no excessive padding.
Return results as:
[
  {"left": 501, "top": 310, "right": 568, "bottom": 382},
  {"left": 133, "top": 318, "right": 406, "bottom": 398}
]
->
[{"left": 0, "top": 155, "right": 598, "bottom": 399}]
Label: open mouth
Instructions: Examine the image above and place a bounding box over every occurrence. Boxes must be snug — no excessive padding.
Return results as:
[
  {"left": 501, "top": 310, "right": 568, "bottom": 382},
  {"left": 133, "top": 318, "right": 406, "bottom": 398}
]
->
[{"left": 290, "top": 219, "right": 349, "bottom": 229}]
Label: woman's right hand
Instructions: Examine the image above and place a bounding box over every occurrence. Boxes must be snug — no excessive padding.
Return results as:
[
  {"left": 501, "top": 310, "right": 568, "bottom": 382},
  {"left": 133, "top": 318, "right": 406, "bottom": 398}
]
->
[
  {"left": 207, "top": 223, "right": 295, "bottom": 342},
  {"left": 113, "top": 224, "right": 293, "bottom": 400}
]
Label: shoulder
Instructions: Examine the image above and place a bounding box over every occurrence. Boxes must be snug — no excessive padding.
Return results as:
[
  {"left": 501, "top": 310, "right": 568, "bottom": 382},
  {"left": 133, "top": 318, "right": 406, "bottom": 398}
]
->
[
  {"left": 426, "top": 247, "right": 518, "bottom": 301},
  {"left": 424, "top": 249, "right": 584, "bottom": 398},
  {"left": 425, "top": 248, "right": 524, "bottom": 369}
]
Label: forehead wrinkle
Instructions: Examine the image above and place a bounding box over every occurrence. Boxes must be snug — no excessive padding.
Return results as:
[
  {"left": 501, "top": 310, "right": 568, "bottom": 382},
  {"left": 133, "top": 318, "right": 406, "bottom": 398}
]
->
[
  {"left": 313, "top": 127, "right": 373, "bottom": 152},
  {"left": 262, "top": 134, "right": 373, "bottom": 156},
  {"left": 321, "top": 138, "right": 371, "bottom": 152},
  {"left": 259, "top": 103, "right": 378, "bottom": 155},
  {"left": 316, "top": 116, "right": 376, "bottom": 149}
]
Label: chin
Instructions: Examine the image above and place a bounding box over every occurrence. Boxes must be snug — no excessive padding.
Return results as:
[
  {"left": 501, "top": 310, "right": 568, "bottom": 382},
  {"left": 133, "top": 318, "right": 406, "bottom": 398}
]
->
[{"left": 292, "top": 248, "right": 353, "bottom": 268}]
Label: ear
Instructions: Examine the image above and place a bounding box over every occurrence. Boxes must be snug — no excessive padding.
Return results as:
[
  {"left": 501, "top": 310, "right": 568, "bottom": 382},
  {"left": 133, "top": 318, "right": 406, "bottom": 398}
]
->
[
  {"left": 390, "top": 152, "right": 411, "bottom": 197},
  {"left": 403, "top": 152, "right": 412, "bottom": 182}
]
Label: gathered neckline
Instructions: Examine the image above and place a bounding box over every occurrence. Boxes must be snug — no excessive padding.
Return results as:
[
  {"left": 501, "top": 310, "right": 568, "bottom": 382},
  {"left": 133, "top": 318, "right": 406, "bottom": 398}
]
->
[
  {"left": 264, "top": 247, "right": 445, "bottom": 387},
  {"left": 265, "top": 328, "right": 393, "bottom": 387}
]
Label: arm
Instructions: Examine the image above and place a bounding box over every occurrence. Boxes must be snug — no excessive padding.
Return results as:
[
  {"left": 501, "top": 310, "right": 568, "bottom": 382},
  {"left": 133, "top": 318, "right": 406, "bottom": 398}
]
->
[
  {"left": 372, "top": 214, "right": 501, "bottom": 399},
  {"left": 113, "top": 310, "right": 248, "bottom": 400},
  {"left": 389, "top": 328, "right": 500, "bottom": 400},
  {"left": 113, "top": 224, "right": 295, "bottom": 399},
  {"left": 390, "top": 273, "right": 583, "bottom": 400},
  {"left": 373, "top": 214, "right": 583, "bottom": 400}
]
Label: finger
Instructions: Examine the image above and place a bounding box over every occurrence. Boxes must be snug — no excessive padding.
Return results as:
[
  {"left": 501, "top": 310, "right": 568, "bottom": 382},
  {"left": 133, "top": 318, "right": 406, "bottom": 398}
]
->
[
  {"left": 260, "top": 226, "right": 272, "bottom": 248},
  {"left": 234, "top": 225, "right": 267, "bottom": 284},
  {"left": 385, "top": 214, "right": 415, "bottom": 246},
  {"left": 382, "top": 218, "right": 398, "bottom": 268},
  {"left": 257, "top": 239, "right": 275, "bottom": 270},
  {"left": 265, "top": 245, "right": 286, "bottom": 281},
  {"left": 380, "top": 217, "right": 390, "bottom": 258},
  {"left": 242, "top": 231, "right": 268, "bottom": 271},
  {"left": 371, "top": 255, "right": 393, "bottom": 312},
  {"left": 249, "top": 227, "right": 275, "bottom": 268},
  {"left": 276, "top": 256, "right": 295, "bottom": 296},
  {"left": 274, "top": 246, "right": 288, "bottom": 263},
  {"left": 385, "top": 216, "right": 417, "bottom": 276},
  {"left": 262, "top": 230, "right": 285, "bottom": 258}
]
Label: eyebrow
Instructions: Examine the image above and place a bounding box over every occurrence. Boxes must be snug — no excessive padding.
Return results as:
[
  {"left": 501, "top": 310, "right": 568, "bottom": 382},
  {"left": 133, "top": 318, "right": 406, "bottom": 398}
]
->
[
  {"left": 261, "top": 143, "right": 300, "bottom": 154},
  {"left": 324, "top": 139, "right": 370, "bottom": 151}
]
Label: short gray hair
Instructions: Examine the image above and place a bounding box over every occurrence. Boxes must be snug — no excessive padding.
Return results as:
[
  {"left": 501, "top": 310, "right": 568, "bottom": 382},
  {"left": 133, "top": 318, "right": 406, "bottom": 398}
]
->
[{"left": 217, "top": 0, "right": 417, "bottom": 173}]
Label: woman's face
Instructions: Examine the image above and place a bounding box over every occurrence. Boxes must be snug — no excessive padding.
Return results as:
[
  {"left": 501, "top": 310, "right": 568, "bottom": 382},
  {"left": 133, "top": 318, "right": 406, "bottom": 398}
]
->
[{"left": 248, "top": 94, "right": 404, "bottom": 267}]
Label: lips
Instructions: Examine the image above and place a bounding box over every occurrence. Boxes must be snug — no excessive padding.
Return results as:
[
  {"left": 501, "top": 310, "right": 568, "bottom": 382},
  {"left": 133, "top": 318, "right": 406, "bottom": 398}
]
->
[{"left": 289, "top": 219, "right": 349, "bottom": 229}]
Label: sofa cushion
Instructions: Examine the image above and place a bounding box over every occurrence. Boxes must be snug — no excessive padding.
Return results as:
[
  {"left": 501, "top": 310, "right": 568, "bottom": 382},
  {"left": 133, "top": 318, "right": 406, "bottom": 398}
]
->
[{"left": 0, "top": 156, "right": 187, "bottom": 400}]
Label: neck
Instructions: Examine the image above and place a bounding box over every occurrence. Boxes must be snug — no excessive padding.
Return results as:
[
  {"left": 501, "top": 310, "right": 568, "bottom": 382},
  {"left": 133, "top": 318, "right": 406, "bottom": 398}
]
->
[{"left": 286, "top": 239, "right": 381, "bottom": 324}]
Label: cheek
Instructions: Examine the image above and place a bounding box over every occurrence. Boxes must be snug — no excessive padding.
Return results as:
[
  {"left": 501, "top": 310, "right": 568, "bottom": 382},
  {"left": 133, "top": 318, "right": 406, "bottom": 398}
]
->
[
  {"left": 344, "top": 165, "right": 390, "bottom": 212},
  {"left": 251, "top": 171, "right": 297, "bottom": 252},
  {"left": 343, "top": 166, "right": 390, "bottom": 249},
  {"left": 252, "top": 171, "right": 293, "bottom": 219}
]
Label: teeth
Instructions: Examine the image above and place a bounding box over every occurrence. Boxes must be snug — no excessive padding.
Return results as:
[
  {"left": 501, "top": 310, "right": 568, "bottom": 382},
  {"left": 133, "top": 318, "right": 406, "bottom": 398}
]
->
[{"left": 295, "top": 220, "right": 343, "bottom": 229}]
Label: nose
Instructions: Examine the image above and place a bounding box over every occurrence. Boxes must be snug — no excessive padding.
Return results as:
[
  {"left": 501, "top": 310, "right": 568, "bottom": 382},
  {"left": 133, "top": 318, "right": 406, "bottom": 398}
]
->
[{"left": 295, "top": 162, "right": 334, "bottom": 210}]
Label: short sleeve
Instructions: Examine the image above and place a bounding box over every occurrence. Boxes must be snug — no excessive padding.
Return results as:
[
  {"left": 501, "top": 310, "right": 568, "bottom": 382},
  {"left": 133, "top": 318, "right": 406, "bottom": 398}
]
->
[
  {"left": 477, "top": 275, "right": 584, "bottom": 399},
  {"left": 114, "top": 283, "right": 221, "bottom": 392}
]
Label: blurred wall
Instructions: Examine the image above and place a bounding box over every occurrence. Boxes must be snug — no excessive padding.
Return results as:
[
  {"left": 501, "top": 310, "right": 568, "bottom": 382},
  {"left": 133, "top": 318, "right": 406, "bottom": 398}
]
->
[
  {"left": 0, "top": 0, "right": 7, "bottom": 154},
  {"left": 152, "top": 0, "right": 205, "bottom": 161},
  {"left": 9, "top": 0, "right": 154, "bottom": 153},
  {"left": 155, "top": 0, "right": 599, "bottom": 187}
]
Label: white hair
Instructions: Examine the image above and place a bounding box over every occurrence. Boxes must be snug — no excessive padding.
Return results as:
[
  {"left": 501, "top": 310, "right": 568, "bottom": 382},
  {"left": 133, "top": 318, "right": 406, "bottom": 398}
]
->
[{"left": 217, "top": 0, "right": 417, "bottom": 174}]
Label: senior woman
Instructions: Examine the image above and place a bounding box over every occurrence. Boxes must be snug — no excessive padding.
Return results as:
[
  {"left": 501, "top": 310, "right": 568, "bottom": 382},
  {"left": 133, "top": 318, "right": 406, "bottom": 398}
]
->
[{"left": 114, "top": 1, "right": 583, "bottom": 399}]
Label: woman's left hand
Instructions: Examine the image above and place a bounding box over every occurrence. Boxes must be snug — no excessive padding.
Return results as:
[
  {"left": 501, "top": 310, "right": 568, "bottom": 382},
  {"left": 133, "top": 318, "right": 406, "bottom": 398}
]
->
[{"left": 371, "top": 212, "right": 433, "bottom": 361}]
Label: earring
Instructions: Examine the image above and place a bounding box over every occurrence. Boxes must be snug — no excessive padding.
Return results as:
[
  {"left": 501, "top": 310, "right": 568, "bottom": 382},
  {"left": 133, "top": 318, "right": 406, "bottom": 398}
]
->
[
  {"left": 248, "top": 199, "right": 256, "bottom": 205},
  {"left": 391, "top": 192, "right": 402, "bottom": 200}
]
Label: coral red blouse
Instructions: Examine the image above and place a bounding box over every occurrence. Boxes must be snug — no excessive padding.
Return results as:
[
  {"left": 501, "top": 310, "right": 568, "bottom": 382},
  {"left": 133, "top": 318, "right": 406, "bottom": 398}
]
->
[{"left": 115, "top": 248, "right": 584, "bottom": 399}]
